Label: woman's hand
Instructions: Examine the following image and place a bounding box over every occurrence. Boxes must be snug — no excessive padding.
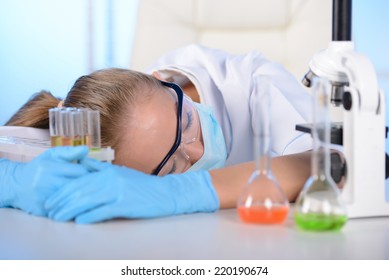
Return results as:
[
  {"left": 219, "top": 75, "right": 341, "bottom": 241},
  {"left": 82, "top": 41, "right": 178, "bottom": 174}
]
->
[
  {"left": 0, "top": 146, "right": 90, "bottom": 216},
  {"left": 45, "top": 159, "right": 219, "bottom": 224}
]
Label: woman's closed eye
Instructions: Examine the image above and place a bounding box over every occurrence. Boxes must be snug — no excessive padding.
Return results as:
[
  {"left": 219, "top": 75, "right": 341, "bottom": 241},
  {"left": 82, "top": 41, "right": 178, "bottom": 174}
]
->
[{"left": 184, "top": 110, "right": 193, "bottom": 131}]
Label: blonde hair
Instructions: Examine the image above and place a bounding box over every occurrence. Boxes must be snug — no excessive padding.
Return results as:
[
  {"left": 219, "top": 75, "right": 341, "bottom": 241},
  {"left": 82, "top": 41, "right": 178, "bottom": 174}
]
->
[{"left": 5, "top": 68, "right": 165, "bottom": 151}]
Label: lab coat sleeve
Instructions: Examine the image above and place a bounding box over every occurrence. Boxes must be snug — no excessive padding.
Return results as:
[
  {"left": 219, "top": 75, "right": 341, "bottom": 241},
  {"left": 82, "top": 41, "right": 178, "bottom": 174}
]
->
[
  {"left": 251, "top": 61, "right": 313, "bottom": 155},
  {"left": 265, "top": 82, "right": 313, "bottom": 155}
]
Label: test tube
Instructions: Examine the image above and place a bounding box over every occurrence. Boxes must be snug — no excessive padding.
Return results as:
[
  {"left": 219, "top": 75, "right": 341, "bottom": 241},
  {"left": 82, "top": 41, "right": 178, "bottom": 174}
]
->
[
  {"left": 49, "top": 107, "right": 101, "bottom": 148},
  {"left": 85, "top": 109, "right": 101, "bottom": 149},
  {"left": 58, "top": 108, "right": 74, "bottom": 146},
  {"left": 70, "top": 109, "right": 84, "bottom": 146},
  {"left": 49, "top": 108, "right": 61, "bottom": 146}
]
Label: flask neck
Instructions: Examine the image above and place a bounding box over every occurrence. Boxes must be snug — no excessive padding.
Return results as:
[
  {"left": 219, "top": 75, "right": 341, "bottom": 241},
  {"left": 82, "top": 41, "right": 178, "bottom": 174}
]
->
[
  {"left": 255, "top": 135, "right": 272, "bottom": 175},
  {"left": 252, "top": 75, "right": 273, "bottom": 176},
  {"left": 311, "top": 144, "right": 331, "bottom": 179},
  {"left": 310, "top": 77, "right": 332, "bottom": 180}
]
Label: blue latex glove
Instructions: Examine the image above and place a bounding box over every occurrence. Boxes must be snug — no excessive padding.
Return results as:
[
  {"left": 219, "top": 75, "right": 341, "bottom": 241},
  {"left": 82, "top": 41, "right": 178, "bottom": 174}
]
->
[
  {"left": 0, "top": 146, "right": 89, "bottom": 216},
  {"left": 45, "top": 159, "right": 220, "bottom": 223}
]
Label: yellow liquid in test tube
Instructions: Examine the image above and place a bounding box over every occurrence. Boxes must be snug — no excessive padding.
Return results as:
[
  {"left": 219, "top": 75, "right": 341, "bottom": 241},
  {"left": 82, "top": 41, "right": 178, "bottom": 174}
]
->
[
  {"left": 49, "top": 107, "right": 101, "bottom": 148},
  {"left": 84, "top": 135, "right": 101, "bottom": 150},
  {"left": 83, "top": 134, "right": 92, "bottom": 147},
  {"left": 51, "top": 136, "right": 62, "bottom": 147},
  {"left": 72, "top": 136, "right": 84, "bottom": 146}
]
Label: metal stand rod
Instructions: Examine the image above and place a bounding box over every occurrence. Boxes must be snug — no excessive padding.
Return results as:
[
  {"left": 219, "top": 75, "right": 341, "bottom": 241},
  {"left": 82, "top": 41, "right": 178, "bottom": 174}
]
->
[{"left": 332, "top": 0, "right": 352, "bottom": 41}]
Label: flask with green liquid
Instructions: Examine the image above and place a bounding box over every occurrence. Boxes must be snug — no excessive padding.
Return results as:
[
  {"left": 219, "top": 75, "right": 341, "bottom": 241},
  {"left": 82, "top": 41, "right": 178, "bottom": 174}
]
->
[{"left": 294, "top": 77, "right": 347, "bottom": 231}]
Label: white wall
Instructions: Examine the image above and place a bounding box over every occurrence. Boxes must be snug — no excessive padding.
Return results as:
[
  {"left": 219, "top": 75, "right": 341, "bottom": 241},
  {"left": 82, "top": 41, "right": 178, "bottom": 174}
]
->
[
  {"left": 1, "top": 0, "right": 388, "bottom": 135},
  {"left": 0, "top": 0, "right": 138, "bottom": 125}
]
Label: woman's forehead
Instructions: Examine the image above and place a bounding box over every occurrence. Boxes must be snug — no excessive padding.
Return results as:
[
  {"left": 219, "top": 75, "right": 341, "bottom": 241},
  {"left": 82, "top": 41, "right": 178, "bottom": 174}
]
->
[{"left": 115, "top": 87, "right": 178, "bottom": 173}]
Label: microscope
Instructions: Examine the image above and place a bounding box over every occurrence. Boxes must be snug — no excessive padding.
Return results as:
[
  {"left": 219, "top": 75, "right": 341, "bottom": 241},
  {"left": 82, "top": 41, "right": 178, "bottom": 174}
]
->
[{"left": 299, "top": 0, "right": 389, "bottom": 218}]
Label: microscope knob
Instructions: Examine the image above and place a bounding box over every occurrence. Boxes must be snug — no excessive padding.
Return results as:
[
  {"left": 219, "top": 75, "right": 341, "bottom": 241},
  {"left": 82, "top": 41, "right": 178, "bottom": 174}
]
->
[
  {"left": 331, "top": 152, "right": 347, "bottom": 184},
  {"left": 343, "top": 91, "right": 352, "bottom": 110},
  {"left": 343, "top": 91, "right": 353, "bottom": 111}
]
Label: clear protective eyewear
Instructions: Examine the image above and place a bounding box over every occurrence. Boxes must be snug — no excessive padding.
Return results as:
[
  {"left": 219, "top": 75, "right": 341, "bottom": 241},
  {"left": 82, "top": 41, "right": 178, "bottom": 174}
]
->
[{"left": 153, "top": 81, "right": 200, "bottom": 176}]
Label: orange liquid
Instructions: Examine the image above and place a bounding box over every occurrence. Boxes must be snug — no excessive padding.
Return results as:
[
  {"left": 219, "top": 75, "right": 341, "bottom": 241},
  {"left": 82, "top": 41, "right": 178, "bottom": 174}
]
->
[
  {"left": 61, "top": 137, "right": 72, "bottom": 146},
  {"left": 238, "top": 205, "right": 289, "bottom": 224}
]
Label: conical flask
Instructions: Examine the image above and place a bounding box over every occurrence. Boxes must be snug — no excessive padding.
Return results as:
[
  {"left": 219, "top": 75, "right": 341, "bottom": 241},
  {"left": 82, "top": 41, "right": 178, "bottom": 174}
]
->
[
  {"left": 237, "top": 75, "right": 289, "bottom": 224},
  {"left": 294, "top": 77, "right": 347, "bottom": 231}
]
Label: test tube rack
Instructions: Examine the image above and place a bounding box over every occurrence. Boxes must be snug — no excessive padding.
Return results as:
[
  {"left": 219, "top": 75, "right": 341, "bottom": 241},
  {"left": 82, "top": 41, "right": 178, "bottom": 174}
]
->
[{"left": 0, "top": 107, "right": 114, "bottom": 163}]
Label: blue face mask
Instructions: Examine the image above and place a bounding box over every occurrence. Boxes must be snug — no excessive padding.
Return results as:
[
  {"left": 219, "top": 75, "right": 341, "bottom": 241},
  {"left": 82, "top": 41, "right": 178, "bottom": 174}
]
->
[{"left": 186, "top": 103, "right": 227, "bottom": 172}]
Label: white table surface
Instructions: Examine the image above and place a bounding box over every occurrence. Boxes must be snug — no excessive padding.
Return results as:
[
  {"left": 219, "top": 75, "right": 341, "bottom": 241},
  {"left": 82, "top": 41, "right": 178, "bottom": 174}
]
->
[{"left": 1, "top": 207, "right": 388, "bottom": 260}]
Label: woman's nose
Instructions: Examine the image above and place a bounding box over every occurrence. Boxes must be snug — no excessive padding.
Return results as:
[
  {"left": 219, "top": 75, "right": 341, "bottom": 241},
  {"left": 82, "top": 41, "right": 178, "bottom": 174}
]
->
[{"left": 185, "top": 140, "right": 204, "bottom": 165}]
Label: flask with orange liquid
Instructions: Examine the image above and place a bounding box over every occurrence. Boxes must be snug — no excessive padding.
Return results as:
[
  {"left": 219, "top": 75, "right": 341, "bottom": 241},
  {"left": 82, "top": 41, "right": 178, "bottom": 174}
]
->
[{"left": 237, "top": 75, "right": 289, "bottom": 224}]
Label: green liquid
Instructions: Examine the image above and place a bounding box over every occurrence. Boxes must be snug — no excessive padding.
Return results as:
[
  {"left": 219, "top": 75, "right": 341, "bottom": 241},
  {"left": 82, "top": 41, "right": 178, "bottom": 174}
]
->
[{"left": 295, "top": 212, "right": 347, "bottom": 231}]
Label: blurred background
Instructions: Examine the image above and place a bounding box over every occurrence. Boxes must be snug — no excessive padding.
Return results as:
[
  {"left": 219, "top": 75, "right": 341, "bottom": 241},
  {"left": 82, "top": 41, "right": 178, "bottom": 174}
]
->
[{"left": 0, "top": 0, "right": 388, "bottom": 146}]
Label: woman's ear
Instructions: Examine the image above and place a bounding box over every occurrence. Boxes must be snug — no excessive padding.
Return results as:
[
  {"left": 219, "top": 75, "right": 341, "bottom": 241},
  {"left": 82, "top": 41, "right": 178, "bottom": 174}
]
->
[{"left": 152, "top": 71, "right": 164, "bottom": 81}]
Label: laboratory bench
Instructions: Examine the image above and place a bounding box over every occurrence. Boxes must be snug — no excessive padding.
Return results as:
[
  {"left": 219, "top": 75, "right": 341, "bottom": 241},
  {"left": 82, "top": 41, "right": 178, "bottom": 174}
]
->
[{"left": 0, "top": 207, "right": 388, "bottom": 260}]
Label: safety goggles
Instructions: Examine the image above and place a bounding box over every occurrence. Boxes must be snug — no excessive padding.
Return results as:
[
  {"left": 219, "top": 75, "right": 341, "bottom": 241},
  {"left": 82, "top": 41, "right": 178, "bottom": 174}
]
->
[{"left": 152, "top": 81, "right": 200, "bottom": 176}]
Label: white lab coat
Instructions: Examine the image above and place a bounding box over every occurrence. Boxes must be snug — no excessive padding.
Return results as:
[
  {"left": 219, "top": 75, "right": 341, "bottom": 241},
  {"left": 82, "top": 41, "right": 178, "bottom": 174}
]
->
[{"left": 148, "top": 44, "right": 313, "bottom": 166}]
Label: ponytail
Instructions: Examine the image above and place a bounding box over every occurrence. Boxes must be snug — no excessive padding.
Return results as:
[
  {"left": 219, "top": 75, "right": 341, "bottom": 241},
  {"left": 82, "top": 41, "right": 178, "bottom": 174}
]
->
[{"left": 5, "top": 90, "right": 61, "bottom": 129}]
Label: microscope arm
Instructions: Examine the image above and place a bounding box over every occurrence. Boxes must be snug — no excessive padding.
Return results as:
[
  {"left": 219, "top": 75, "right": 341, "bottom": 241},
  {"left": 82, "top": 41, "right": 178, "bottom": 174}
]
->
[{"left": 341, "top": 51, "right": 380, "bottom": 113}]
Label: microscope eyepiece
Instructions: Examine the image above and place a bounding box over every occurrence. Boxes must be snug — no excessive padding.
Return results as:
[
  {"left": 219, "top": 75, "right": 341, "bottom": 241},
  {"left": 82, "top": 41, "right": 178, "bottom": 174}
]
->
[{"left": 302, "top": 70, "right": 315, "bottom": 88}]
